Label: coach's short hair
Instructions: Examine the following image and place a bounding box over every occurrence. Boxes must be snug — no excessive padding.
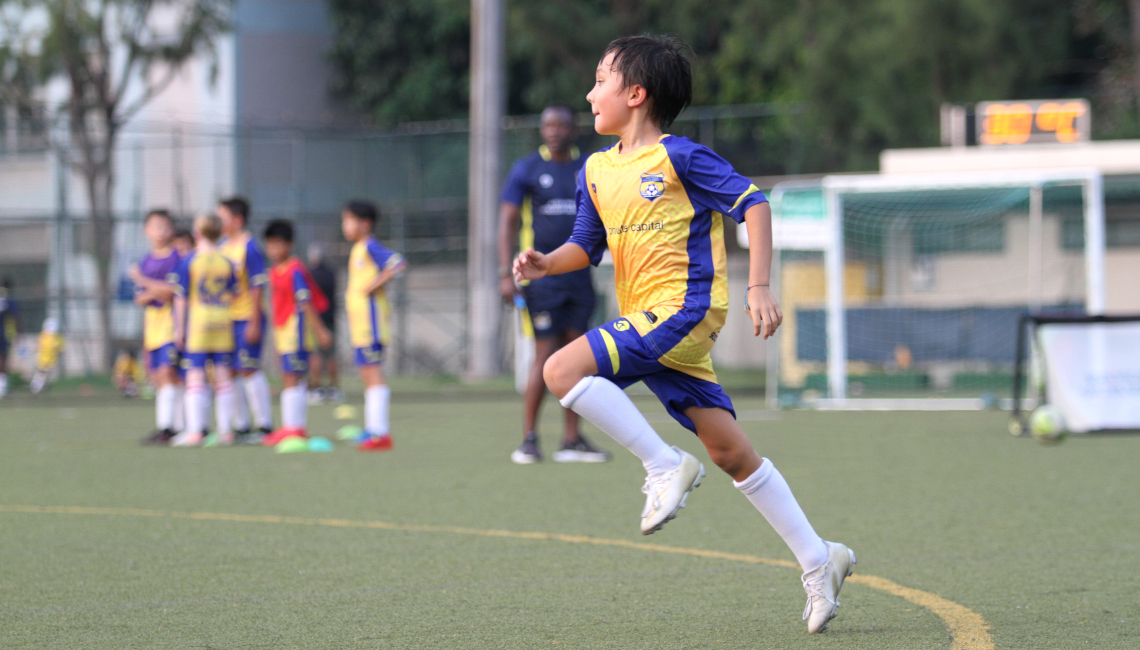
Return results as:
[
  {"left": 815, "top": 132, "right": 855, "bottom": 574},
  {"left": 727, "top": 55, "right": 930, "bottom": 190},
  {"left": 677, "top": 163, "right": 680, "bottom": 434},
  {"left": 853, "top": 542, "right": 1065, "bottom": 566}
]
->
[
  {"left": 542, "top": 103, "right": 576, "bottom": 123},
  {"left": 344, "top": 200, "right": 379, "bottom": 224},
  {"left": 602, "top": 34, "right": 693, "bottom": 129},
  {"left": 263, "top": 219, "right": 294, "bottom": 243},
  {"left": 194, "top": 213, "right": 224, "bottom": 242},
  {"left": 219, "top": 197, "right": 250, "bottom": 222}
]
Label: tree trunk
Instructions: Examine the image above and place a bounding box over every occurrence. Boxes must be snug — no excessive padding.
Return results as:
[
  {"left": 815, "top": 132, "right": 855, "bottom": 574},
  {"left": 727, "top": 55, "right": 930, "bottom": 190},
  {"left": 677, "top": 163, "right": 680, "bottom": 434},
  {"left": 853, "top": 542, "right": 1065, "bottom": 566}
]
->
[{"left": 85, "top": 159, "right": 116, "bottom": 372}]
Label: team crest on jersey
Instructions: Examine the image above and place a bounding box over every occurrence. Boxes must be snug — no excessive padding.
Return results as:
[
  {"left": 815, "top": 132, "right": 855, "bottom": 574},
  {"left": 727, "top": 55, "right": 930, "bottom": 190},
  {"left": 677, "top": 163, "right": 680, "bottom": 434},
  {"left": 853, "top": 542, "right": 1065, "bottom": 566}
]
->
[
  {"left": 539, "top": 173, "right": 554, "bottom": 188},
  {"left": 639, "top": 173, "right": 665, "bottom": 201}
]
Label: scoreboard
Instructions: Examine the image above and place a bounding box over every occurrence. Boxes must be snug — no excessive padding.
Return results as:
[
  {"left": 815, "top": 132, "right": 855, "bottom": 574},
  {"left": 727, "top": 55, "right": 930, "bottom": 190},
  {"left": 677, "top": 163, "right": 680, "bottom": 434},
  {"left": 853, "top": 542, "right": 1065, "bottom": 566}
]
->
[{"left": 976, "top": 99, "right": 1090, "bottom": 146}]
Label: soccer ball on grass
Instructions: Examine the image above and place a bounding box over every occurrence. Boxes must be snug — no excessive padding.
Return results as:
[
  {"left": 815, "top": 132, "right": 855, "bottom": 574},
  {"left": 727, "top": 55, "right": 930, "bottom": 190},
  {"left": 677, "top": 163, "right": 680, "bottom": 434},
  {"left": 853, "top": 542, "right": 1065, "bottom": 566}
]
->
[{"left": 1029, "top": 405, "right": 1068, "bottom": 444}]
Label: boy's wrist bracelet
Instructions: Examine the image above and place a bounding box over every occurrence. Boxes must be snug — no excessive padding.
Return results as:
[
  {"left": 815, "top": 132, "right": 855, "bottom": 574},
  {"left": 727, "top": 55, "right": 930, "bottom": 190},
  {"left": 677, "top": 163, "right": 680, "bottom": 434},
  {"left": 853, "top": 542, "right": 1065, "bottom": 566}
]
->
[{"left": 747, "top": 284, "right": 769, "bottom": 291}]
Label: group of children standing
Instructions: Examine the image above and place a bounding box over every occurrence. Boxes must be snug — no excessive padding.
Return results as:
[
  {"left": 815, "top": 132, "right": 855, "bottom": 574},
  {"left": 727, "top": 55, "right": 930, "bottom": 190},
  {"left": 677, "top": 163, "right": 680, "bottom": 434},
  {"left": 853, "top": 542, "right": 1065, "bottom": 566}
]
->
[{"left": 134, "top": 199, "right": 404, "bottom": 450}]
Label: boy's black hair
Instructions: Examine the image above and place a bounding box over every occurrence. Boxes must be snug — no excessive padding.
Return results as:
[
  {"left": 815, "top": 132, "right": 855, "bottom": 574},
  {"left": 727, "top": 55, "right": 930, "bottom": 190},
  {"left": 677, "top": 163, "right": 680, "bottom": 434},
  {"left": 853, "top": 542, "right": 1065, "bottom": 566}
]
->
[
  {"left": 173, "top": 228, "right": 193, "bottom": 241},
  {"left": 1, "top": 277, "right": 11, "bottom": 290},
  {"left": 263, "top": 219, "right": 294, "bottom": 243},
  {"left": 219, "top": 197, "right": 250, "bottom": 223},
  {"left": 602, "top": 34, "right": 693, "bottom": 129},
  {"left": 144, "top": 208, "right": 172, "bottom": 224},
  {"left": 344, "top": 200, "right": 379, "bottom": 224}
]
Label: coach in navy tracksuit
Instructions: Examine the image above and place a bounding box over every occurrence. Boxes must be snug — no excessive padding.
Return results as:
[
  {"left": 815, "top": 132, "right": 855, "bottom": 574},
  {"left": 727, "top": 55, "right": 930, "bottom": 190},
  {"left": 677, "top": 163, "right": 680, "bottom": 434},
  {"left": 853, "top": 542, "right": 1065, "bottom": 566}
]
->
[{"left": 498, "top": 104, "right": 610, "bottom": 465}]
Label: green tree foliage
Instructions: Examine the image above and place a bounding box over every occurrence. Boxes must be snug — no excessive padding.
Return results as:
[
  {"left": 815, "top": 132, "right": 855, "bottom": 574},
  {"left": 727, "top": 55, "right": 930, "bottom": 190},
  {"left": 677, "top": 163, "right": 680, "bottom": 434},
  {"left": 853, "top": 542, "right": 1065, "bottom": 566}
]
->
[{"left": 327, "top": 0, "right": 1137, "bottom": 171}]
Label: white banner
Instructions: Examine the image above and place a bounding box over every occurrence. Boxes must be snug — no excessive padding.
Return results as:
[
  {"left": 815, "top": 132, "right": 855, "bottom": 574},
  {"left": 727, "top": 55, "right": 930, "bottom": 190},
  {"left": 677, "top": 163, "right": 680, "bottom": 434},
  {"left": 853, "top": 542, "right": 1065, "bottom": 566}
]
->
[{"left": 1038, "top": 321, "right": 1140, "bottom": 432}]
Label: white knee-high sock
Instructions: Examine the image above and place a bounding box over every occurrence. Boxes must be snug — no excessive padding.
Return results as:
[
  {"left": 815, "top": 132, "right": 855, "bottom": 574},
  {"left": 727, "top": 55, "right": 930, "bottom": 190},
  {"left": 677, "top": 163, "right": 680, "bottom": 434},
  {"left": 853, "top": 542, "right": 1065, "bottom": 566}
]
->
[
  {"left": 185, "top": 380, "right": 207, "bottom": 435},
  {"left": 735, "top": 459, "right": 828, "bottom": 572},
  {"left": 173, "top": 384, "right": 185, "bottom": 432},
  {"left": 156, "top": 385, "right": 176, "bottom": 430},
  {"left": 560, "top": 376, "right": 681, "bottom": 476},
  {"left": 214, "top": 379, "right": 235, "bottom": 436},
  {"left": 245, "top": 371, "right": 273, "bottom": 429},
  {"left": 365, "top": 385, "right": 390, "bottom": 436},
  {"left": 282, "top": 382, "right": 309, "bottom": 429},
  {"left": 231, "top": 375, "right": 250, "bottom": 431}
]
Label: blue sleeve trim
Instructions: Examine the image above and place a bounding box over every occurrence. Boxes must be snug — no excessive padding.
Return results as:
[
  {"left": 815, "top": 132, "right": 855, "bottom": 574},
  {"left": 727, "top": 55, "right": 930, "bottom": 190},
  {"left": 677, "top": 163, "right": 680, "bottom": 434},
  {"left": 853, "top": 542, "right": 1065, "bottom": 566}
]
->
[
  {"left": 664, "top": 135, "right": 768, "bottom": 223},
  {"left": 566, "top": 161, "right": 607, "bottom": 266},
  {"left": 245, "top": 240, "right": 267, "bottom": 287}
]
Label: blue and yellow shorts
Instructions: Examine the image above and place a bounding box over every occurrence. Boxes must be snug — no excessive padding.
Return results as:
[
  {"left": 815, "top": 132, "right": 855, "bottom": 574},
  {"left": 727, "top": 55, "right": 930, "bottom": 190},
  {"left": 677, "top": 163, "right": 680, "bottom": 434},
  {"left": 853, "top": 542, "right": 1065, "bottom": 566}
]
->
[
  {"left": 280, "top": 351, "right": 310, "bottom": 375},
  {"left": 147, "top": 343, "right": 180, "bottom": 371},
  {"left": 232, "top": 320, "right": 263, "bottom": 370},
  {"left": 354, "top": 343, "right": 384, "bottom": 367},
  {"left": 183, "top": 351, "right": 235, "bottom": 369},
  {"left": 585, "top": 316, "right": 734, "bottom": 433}
]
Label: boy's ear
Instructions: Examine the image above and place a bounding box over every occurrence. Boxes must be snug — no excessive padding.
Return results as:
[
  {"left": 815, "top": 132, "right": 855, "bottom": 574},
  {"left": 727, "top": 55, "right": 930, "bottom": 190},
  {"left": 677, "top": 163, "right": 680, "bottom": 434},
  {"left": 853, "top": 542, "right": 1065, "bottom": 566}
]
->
[{"left": 626, "top": 84, "right": 649, "bottom": 110}]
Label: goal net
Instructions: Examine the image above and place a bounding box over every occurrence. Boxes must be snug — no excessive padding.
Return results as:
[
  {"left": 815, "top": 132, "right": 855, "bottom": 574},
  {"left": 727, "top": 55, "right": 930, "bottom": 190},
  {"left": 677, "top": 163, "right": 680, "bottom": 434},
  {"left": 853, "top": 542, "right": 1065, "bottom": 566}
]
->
[
  {"left": 763, "top": 169, "right": 1106, "bottom": 409},
  {"left": 1012, "top": 315, "right": 1140, "bottom": 432}
]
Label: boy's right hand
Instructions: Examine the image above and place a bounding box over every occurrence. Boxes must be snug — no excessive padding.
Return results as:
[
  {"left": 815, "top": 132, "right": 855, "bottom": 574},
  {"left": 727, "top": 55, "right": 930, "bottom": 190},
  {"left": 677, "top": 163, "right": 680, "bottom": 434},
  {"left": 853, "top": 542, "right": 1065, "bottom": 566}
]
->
[{"left": 513, "top": 248, "right": 548, "bottom": 283}]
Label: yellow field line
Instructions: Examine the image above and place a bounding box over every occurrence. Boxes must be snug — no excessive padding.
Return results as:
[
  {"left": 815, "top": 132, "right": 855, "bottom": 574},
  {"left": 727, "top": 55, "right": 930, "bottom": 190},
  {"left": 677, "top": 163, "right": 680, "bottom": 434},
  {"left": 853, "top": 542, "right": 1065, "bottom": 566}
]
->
[{"left": 0, "top": 504, "right": 993, "bottom": 650}]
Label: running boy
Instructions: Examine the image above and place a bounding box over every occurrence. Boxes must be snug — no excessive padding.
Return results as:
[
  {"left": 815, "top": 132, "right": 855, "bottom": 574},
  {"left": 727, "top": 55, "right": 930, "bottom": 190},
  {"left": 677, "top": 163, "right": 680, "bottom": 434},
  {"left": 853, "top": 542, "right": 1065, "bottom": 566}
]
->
[
  {"left": 218, "top": 197, "right": 273, "bottom": 442},
  {"left": 342, "top": 200, "right": 406, "bottom": 451},
  {"left": 130, "top": 209, "right": 184, "bottom": 444},
  {"left": 262, "top": 220, "right": 332, "bottom": 445},
  {"left": 171, "top": 213, "right": 238, "bottom": 447},
  {"left": 513, "top": 35, "right": 855, "bottom": 633}
]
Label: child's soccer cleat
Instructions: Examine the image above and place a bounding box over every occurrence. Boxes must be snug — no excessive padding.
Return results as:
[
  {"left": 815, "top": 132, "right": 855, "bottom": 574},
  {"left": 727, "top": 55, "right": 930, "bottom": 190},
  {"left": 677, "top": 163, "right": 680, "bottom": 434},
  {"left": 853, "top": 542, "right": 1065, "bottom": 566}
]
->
[
  {"left": 262, "top": 427, "right": 306, "bottom": 447},
  {"left": 552, "top": 433, "right": 611, "bottom": 463},
  {"left": 640, "top": 447, "right": 705, "bottom": 535},
  {"left": 140, "top": 429, "right": 176, "bottom": 445},
  {"left": 235, "top": 428, "right": 265, "bottom": 445},
  {"left": 357, "top": 434, "right": 393, "bottom": 452},
  {"left": 170, "top": 430, "right": 205, "bottom": 447},
  {"left": 510, "top": 433, "right": 542, "bottom": 464},
  {"left": 802, "top": 541, "right": 857, "bottom": 633},
  {"left": 205, "top": 430, "right": 234, "bottom": 447}
]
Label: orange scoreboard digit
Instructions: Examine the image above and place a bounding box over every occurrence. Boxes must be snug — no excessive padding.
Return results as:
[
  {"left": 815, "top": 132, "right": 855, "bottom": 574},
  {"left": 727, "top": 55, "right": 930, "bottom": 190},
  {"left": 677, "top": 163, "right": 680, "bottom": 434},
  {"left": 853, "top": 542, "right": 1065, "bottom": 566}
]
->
[{"left": 977, "top": 99, "right": 1090, "bottom": 146}]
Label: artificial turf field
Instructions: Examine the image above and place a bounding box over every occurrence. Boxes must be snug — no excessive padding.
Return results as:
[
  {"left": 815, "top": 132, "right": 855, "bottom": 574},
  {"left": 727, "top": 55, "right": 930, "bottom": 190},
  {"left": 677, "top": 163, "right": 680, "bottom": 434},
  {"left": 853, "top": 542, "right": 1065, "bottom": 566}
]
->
[{"left": 2, "top": 388, "right": 1138, "bottom": 649}]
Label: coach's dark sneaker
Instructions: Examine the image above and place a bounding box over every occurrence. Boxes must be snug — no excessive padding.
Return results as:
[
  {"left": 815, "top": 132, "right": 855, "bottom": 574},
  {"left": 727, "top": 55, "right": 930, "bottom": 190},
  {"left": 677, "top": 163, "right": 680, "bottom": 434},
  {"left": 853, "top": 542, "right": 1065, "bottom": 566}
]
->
[
  {"left": 140, "top": 428, "right": 176, "bottom": 445},
  {"left": 552, "top": 433, "right": 611, "bottom": 463},
  {"left": 510, "top": 432, "right": 542, "bottom": 464}
]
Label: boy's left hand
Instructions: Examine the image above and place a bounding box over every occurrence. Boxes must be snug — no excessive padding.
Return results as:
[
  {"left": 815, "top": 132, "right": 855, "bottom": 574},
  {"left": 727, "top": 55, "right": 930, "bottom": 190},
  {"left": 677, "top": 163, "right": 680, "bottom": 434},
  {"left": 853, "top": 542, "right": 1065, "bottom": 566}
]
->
[{"left": 745, "top": 286, "right": 782, "bottom": 339}]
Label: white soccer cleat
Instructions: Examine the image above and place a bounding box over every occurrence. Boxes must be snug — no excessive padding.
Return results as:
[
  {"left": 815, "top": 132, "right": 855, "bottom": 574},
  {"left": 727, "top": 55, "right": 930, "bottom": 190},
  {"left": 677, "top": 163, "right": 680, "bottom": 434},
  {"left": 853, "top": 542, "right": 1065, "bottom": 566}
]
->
[
  {"left": 639, "top": 447, "right": 705, "bottom": 535},
  {"left": 170, "top": 430, "right": 204, "bottom": 447},
  {"left": 802, "top": 540, "right": 857, "bottom": 633}
]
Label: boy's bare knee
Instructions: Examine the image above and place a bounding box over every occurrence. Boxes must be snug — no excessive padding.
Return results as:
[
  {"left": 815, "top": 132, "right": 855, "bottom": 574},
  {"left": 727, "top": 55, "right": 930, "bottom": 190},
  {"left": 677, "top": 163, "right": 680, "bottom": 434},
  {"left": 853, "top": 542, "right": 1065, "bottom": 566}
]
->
[{"left": 542, "top": 354, "right": 577, "bottom": 399}]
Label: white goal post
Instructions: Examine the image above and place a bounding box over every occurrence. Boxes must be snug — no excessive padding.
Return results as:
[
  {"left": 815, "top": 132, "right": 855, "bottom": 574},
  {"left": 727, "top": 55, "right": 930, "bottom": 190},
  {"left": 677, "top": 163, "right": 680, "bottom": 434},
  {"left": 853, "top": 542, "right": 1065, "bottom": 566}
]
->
[{"left": 747, "top": 168, "right": 1106, "bottom": 410}]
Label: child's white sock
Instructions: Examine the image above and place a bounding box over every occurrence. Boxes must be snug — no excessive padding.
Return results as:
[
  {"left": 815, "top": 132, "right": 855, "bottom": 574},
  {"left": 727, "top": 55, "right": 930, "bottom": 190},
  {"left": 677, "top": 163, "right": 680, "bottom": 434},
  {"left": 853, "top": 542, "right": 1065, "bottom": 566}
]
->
[
  {"left": 156, "top": 384, "right": 176, "bottom": 431},
  {"left": 365, "top": 384, "right": 390, "bottom": 436},
  {"left": 173, "top": 384, "right": 185, "bottom": 432},
  {"left": 282, "top": 382, "right": 309, "bottom": 429},
  {"left": 0, "top": 372, "right": 8, "bottom": 396},
  {"left": 231, "top": 375, "right": 250, "bottom": 431},
  {"left": 245, "top": 370, "right": 274, "bottom": 429},
  {"left": 185, "top": 380, "right": 207, "bottom": 435},
  {"left": 734, "top": 459, "right": 829, "bottom": 571},
  {"left": 214, "top": 378, "right": 235, "bottom": 436},
  {"left": 559, "top": 376, "right": 681, "bottom": 476}
]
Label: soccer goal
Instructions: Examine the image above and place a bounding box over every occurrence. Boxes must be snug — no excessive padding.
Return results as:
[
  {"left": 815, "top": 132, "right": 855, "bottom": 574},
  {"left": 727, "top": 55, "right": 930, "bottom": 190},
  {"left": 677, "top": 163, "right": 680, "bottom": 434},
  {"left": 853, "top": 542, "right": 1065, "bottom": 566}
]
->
[
  {"left": 750, "top": 168, "right": 1106, "bottom": 410},
  {"left": 1011, "top": 314, "right": 1140, "bottom": 433}
]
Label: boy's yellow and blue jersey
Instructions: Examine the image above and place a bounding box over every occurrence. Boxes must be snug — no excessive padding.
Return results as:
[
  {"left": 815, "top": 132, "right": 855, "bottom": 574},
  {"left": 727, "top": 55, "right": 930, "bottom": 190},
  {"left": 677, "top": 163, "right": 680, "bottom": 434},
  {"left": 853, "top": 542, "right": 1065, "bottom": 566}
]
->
[
  {"left": 172, "top": 251, "right": 237, "bottom": 353},
  {"left": 346, "top": 237, "right": 405, "bottom": 348},
  {"left": 220, "top": 233, "right": 267, "bottom": 322},
  {"left": 37, "top": 332, "right": 63, "bottom": 369},
  {"left": 568, "top": 135, "right": 766, "bottom": 383},
  {"left": 136, "top": 250, "right": 181, "bottom": 351}
]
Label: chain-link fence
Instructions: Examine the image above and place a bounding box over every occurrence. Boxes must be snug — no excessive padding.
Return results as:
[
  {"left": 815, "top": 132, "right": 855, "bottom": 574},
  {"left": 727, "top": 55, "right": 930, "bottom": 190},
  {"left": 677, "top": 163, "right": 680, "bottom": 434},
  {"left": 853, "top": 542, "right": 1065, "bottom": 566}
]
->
[{"left": 0, "top": 104, "right": 804, "bottom": 376}]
